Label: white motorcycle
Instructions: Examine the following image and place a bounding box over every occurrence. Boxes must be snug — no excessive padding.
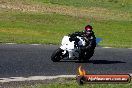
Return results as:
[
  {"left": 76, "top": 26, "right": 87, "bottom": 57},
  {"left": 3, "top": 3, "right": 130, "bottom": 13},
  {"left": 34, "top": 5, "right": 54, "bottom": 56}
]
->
[{"left": 51, "top": 34, "right": 95, "bottom": 62}]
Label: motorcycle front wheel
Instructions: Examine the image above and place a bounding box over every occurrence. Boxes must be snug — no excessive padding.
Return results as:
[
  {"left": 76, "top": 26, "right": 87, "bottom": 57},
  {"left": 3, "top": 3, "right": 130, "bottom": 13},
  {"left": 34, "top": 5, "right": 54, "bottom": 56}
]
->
[{"left": 51, "top": 48, "right": 64, "bottom": 62}]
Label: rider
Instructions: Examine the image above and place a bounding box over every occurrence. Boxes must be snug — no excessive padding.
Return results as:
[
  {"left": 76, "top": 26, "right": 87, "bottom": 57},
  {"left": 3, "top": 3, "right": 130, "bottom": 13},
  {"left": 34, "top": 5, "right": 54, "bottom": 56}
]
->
[{"left": 69, "top": 25, "right": 96, "bottom": 51}]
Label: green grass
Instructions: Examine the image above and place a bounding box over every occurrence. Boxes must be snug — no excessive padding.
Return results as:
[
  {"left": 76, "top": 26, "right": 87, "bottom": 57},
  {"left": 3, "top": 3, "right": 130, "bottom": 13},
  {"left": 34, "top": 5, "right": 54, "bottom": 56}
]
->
[
  {"left": 24, "top": 83, "right": 132, "bottom": 88},
  {"left": 23, "top": 78, "right": 132, "bottom": 88},
  {"left": 0, "top": 0, "right": 132, "bottom": 48},
  {"left": 0, "top": 9, "right": 86, "bottom": 44}
]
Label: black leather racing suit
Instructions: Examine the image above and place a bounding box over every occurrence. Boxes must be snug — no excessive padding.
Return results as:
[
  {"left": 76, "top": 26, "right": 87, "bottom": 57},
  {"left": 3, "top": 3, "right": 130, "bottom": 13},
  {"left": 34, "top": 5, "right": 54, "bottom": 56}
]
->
[{"left": 69, "top": 31, "right": 96, "bottom": 51}]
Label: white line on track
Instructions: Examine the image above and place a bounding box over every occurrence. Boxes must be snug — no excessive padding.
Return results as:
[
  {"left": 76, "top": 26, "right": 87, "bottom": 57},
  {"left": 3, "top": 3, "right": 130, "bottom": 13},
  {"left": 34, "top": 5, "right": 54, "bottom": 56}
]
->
[
  {"left": 0, "top": 75, "right": 76, "bottom": 83},
  {"left": 5, "top": 43, "right": 17, "bottom": 44},
  {"left": 128, "top": 48, "right": 132, "bottom": 49},
  {"left": 30, "top": 44, "right": 42, "bottom": 46},
  {"left": 102, "top": 47, "right": 112, "bottom": 48},
  {"left": 0, "top": 74, "right": 132, "bottom": 83}
]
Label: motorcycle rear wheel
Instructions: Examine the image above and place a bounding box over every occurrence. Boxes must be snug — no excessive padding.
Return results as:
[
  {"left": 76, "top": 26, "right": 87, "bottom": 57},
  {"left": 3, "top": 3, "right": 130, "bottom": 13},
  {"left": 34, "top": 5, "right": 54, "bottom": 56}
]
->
[
  {"left": 79, "top": 50, "right": 94, "bottom": 62},
  {"left": 51, "top": 48, "right": 64, "bottom": 62}
]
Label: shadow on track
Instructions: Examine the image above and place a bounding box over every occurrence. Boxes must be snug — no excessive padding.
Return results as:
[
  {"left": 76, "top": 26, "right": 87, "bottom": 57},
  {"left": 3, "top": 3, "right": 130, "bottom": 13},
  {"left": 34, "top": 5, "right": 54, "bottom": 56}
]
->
[{"left": 60, "top": 60, "right": 126, "bottom": 64}]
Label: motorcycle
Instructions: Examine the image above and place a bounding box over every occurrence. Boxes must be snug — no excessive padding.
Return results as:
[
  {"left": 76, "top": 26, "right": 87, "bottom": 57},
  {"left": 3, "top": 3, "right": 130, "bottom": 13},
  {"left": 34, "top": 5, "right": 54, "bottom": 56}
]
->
[{"left": 51, "top": 34, "right": 95, "bottom": 62}]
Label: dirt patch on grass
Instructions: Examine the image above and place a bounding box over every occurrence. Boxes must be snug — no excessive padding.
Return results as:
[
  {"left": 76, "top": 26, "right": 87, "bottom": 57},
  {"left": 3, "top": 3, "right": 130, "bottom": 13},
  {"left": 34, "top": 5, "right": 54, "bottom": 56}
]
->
[{"left": 0, "top": 0, "right": 131, "bottom": 21}]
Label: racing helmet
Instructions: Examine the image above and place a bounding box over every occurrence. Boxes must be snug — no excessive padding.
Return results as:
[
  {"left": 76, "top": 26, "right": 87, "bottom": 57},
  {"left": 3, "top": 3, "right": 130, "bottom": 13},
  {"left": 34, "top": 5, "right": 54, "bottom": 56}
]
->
[{"left": 85, "top": 25, "right": 93, "bottom": 31}]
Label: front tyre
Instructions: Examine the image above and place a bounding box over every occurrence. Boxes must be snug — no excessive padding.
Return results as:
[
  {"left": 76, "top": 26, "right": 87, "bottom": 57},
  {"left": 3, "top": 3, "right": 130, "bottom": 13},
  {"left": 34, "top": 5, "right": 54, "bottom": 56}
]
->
[{"left": 51, "top": 48, "right": 64, "bottom": 62}]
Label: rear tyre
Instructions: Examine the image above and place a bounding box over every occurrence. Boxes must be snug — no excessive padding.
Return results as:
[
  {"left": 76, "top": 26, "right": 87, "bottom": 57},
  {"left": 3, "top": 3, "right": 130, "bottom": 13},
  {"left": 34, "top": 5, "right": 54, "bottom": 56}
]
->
[
  {"left": 79, "top": 49, "right": 95, "bottom": 62},
  {"left": 51, "top": 48, "right": 64, "bottom": 62},
  {"left": 85, "top": 50, "right": 94, "bottom": 60},
  {"left": 77, "top": 76, "right": 85, "bottom": 85}
]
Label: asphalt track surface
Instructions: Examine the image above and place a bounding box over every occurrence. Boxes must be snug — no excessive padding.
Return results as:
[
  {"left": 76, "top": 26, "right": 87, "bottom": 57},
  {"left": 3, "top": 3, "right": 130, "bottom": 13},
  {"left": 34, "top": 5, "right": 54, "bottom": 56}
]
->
[{"left": 0, "top": 44, "right": 132, "bottom": 78}]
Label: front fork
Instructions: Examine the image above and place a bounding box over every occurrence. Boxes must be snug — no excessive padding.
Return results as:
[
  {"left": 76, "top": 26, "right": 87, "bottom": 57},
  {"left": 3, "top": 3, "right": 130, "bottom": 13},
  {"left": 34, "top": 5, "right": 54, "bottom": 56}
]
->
[
  {"left": 62, "top": 50, "right": 74, "bottom": 58},
  {"left": 68, "top": 49, "right": 80, "bottom": 59},
  {"left": 61, "top": 46, "right": 80, "bottom": 59}
]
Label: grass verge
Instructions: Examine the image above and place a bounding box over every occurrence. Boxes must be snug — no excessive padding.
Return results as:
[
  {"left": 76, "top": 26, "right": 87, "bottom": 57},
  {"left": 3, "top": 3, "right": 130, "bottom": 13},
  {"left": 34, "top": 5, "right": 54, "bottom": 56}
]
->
[
  {"left": 22, "top": 77, "right": 132, "bottom": 88},
  {"left": 0, "top": 0, "right": 132, "bottom": 48}
]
